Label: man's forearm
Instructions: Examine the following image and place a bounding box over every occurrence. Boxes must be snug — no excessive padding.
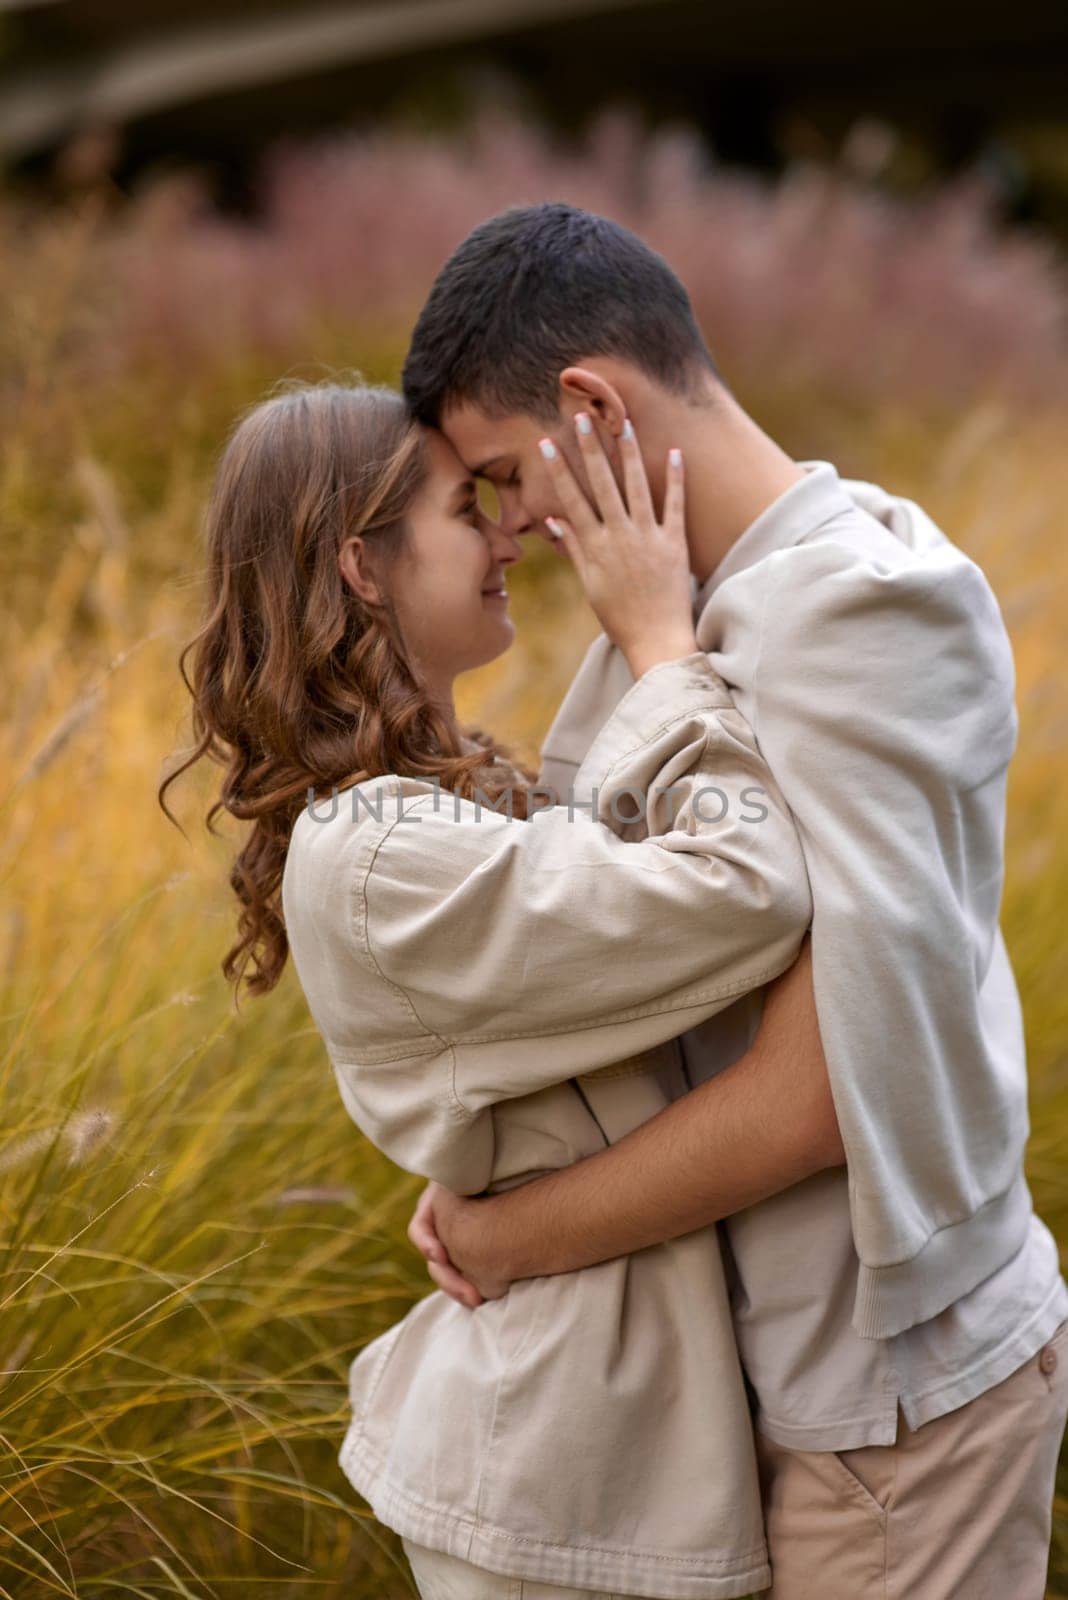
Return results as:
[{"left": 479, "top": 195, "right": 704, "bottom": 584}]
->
[{"left": 462, "top": 1029, "right": 844, "bottom": 1283}]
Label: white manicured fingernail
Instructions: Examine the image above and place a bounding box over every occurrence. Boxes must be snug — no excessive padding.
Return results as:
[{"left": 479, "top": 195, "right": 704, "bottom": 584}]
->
[
  {"left": 545, "top": 517, "right": 563, "bottom": 540},
  {"left": 621, "top": 418, "right": 634, "bottom": 441},
  {"left": 669, "top": 448, "right": 683, "bottom": 468},
  {"left": 575, "top": 412, "right": 593, "bottom": 435},
  {"left": 539, "top": 438, "right": 557, "bottom": 460}
]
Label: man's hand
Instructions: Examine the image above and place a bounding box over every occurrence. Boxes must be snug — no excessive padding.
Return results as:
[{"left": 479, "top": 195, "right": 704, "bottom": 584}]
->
[{"left": 407, "top": 1181, "right": 512, "bottom": 1307}]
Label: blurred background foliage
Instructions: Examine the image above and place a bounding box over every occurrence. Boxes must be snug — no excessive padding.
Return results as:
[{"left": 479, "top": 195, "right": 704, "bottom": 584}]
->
[{"left": 1, "top": 5, "right": 1067, "bottom": 1595}]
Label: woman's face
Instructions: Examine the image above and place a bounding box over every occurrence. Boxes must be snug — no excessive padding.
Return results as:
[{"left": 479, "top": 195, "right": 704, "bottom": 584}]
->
[{"left": 384, "top": 427, "right": 524, "bottom": 703}]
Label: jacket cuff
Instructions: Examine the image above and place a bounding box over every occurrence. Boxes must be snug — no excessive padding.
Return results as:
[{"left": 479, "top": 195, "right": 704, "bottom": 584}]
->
[{"left": 573, "top": 650, "right": 732, "bottom": 796}]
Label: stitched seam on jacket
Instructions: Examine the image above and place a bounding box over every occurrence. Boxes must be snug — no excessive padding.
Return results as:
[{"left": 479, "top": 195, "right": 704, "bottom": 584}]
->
[
  {"left": 297, "top": 800, "right": 387, "bottom": 980},
  {"left": 445, "top": 961, "right": 791, "bottom": 1046},
  {"left": 357, "top": 792, "right": 467, "bottom": 1121},
  {"left": 580, "top": 693, "right": 735, "bottom": 794},
  {"left": 332, "top": 1040, "right": 443, "bottom": 1066},
  {"left": 328, "top": 965, "right": 790, "bottom": 1061},
  {"left": 340, "top": 1431, "right": 769, "bottom": 1567}
]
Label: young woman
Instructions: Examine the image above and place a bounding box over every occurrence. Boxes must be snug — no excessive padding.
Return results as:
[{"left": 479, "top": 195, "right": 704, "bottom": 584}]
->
[{"left": 160, "top": 378, "right": 826, "bottom": 1600}]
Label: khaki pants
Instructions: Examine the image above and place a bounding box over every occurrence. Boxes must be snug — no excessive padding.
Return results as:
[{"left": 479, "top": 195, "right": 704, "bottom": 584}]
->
[{"left": 753, "top": 1315, "right": 1068, "bottom": 1599}]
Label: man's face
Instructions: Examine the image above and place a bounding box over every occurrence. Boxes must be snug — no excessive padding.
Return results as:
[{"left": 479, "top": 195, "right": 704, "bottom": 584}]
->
[{"left": 439, "top": 400, "right": 598, "bottom": 549}]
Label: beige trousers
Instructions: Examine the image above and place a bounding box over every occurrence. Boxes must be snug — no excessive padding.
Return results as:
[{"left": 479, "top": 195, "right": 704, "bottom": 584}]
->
[
  {"left": 402, "top": 1318, "right": 1068, "bottom": 1600},
  {"left": 753, "top": 1315, "right": 1068, "bottom": 1599}
]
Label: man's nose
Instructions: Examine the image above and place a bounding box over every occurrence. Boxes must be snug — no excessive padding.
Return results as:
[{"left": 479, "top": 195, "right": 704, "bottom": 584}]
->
[
  {"left": 497, "top": 495, "right": 534, "bottom": 539},
  {"left": 502, "top": 502, "right": 563, "bottom": 553},
  {"left": 491, "top": 524, "right": 524, "bottom": 566}
]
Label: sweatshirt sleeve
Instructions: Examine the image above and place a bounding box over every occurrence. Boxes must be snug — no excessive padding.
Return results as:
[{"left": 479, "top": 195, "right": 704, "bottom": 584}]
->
[
  {"left": 748, "top": 540, "right": 1024, "bottom": 1307},
  {"left": 360, "top": 651, "right": 811, "bottom": 1111}
]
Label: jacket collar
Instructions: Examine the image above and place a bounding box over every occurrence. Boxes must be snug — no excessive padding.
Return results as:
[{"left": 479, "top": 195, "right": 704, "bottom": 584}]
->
[{"left": 692, "top": 459, "right": 857, "bottom": 615}]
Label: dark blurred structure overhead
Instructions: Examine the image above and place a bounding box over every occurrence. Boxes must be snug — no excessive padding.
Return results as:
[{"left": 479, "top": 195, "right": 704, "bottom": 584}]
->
[{"left": 2, "top": 0, "right": 1067, "bottom": 224}]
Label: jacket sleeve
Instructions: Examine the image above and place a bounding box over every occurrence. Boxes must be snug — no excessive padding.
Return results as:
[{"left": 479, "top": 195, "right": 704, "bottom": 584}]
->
[
  {"left": 746, "top": 540, "right": 1026, "bottom": 1317},
  {"left": 360, "top": 651, "right": 812, "bottom": 1118}
]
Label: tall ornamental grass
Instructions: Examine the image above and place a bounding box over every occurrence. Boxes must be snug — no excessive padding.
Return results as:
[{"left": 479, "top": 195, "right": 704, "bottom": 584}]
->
[{"left": 1, "top": 110, "right": 1066, "bottom": 1596}]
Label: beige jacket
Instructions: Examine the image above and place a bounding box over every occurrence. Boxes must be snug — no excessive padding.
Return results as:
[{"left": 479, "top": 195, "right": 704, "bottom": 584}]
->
[{"left": 280, "top": 652, "right": 812, "bottom": 1599}]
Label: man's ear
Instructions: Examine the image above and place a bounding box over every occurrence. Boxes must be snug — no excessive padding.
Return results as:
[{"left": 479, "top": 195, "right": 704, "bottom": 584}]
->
[
  {"left": 558, "top": 366, "right": 628, "bottom": 436},
  {"left": 338, "top": 536, "right": 385, "bottom": 607}
]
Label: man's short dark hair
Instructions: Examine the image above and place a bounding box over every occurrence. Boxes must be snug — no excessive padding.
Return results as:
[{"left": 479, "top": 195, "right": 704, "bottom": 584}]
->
[{"left": 402, "top": 203, "right": 719, "bottom": 426}]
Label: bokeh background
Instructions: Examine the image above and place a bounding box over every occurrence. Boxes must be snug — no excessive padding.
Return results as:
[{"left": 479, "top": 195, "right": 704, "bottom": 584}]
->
[{"left": 2, "top": 2, "right": 1067, "bottom": 1595}]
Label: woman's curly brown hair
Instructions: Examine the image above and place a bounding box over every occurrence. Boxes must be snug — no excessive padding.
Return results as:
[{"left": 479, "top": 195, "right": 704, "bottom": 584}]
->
[{"left": 158, "top": 378, "right": 537, "bottom": 1005}]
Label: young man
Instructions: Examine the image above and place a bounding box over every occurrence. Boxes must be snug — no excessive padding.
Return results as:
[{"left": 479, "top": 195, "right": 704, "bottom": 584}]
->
[{"left": 399, "top": 203, "right": 1068, "bottom": 1598}]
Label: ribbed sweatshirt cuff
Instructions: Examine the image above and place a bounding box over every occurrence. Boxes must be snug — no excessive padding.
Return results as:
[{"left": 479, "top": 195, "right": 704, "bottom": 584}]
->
[{"left": 852, "top": 1170, "right": 1033, "bottom": 1338}]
